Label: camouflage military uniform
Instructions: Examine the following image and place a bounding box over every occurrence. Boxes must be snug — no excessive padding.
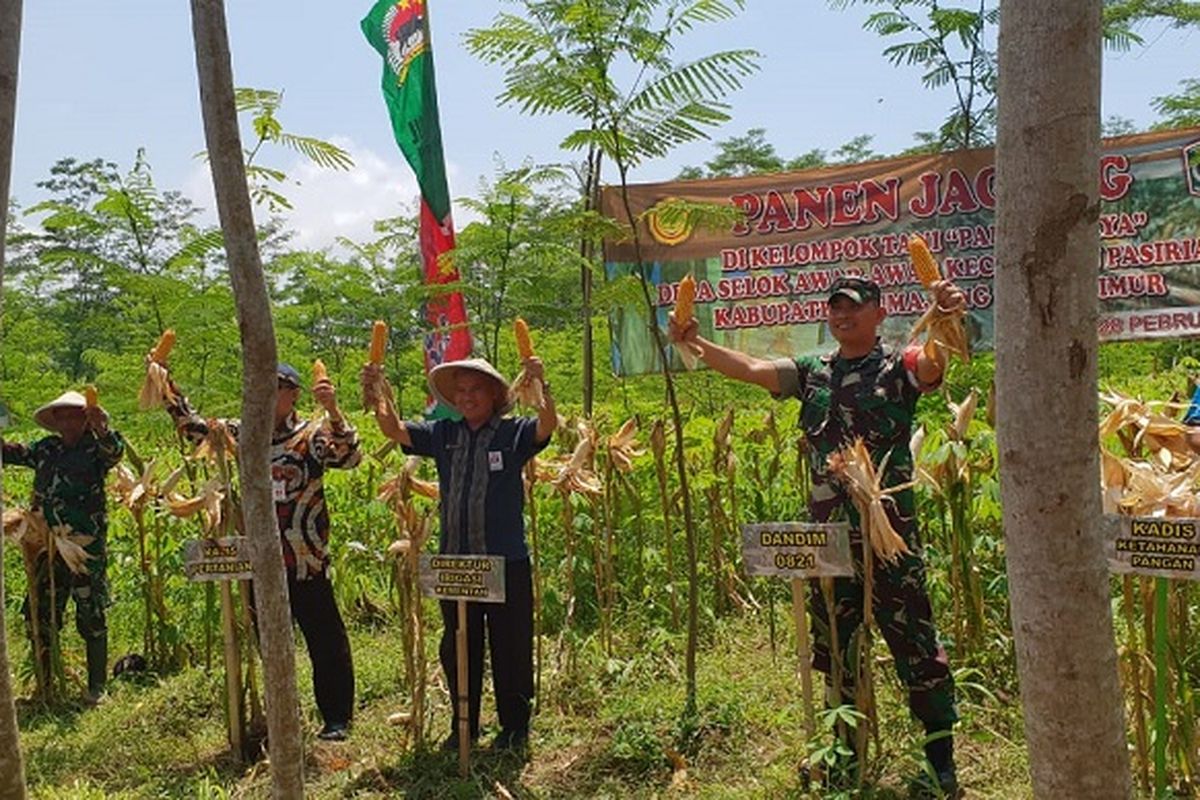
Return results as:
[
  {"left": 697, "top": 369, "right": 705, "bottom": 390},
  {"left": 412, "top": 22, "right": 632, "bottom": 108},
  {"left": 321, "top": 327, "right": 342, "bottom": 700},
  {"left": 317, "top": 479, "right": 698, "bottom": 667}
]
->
[
  {"left": 3, "top": 429, "right": 125, "bottom": 689},
  {"left": 772, "top": 340, "right": 957, "bottom": 733}
]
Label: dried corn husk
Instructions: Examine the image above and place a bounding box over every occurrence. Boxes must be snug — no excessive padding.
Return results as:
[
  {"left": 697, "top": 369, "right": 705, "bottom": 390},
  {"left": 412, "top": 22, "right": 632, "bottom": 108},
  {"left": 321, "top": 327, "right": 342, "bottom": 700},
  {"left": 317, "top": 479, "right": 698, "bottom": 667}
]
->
[
  {"left": 138, "top": 361, "right": 177, "bottom": 410},
  {"left": 949, "top": 389, "right": 978, "bottom": 442},
  {"left": 828, "top": 438, "right": 912, "bottom": 563},
  {"left": 192, "top": 419, "right": 238, "bottom": 463},
  {"left": 378, "top": 456, "right": 440, "bottom": 504},
  {"left": 166, "top": 478, "right": 226, "bottom": 534},
  {"left": 553, "top": 423, "right": 603, "bottom": 497},
  {"left": 511, "top": 371, "right": 544, "bottom": 410},
  {"left": 910, "top": 301, "right": 969, "bottom": 366},
  {"left": 4, "top": 510, "right": 94, "bottom": 573},
  {"left": 607, "top": 418, "right": 644, "bottom": 473},
  {"left": 313, "top": 359, "right": 328, "bottom": 384}
]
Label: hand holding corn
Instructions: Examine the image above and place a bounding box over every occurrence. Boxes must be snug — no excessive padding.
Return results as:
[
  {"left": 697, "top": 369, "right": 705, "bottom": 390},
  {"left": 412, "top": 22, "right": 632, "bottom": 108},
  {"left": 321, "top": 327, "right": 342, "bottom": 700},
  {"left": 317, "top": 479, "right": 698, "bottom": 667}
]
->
[
  {"left": 908, "top": 235, "right": 970, "bottom": 365},
  {"left": 512, "top": 318, "right": 547, "bottom": 408}
]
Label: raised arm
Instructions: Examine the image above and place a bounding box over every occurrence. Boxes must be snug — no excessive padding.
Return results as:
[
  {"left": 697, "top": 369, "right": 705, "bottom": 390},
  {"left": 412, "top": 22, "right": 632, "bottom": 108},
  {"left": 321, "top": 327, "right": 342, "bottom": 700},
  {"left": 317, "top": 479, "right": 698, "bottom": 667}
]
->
[
  {"left": 914, "top": 279, "right": 967, "bottom": 387},
  {"left": 361, "top": 363, "right": 412, "bottom": 448},
  {"left": 667, "top": 317, "right": 782, "bottom": 394}
]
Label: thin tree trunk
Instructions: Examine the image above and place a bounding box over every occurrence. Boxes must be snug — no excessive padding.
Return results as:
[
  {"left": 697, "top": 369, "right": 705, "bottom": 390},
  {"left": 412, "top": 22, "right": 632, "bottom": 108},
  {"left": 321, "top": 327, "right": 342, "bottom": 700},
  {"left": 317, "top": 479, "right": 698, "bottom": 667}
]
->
[
  {"left": 188, "top": 1, "right": 304, "bottom": 795},
  {"left": 995, "top": 2, "right": 1130, "bottom": 797},
  {"left": 0, "top": 0, "right": 29, "bottom": 793}
]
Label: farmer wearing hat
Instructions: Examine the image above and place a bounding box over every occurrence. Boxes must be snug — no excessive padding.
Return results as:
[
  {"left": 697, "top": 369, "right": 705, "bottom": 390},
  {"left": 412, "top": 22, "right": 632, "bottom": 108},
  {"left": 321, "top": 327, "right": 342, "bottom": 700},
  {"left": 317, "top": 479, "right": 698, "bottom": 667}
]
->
[
  {"left": 161, "top": 362, "right": 361, "bottom": 741},
  {"left": 670, "top": 274, "right": 966, "bottom": 797},
  {"left": 362, "top": 354, "right": 557, "bottom": 753},
  {"left": 2, "top": 389, "right": 125, "bottom": 701}
]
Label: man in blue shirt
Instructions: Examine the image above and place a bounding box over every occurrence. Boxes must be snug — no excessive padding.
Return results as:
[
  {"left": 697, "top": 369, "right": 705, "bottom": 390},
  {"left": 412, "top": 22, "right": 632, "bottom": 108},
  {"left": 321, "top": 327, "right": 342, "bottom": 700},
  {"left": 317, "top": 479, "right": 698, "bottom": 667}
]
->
[{"left": 362, "top": 356, "right": 557, "bottom": 752}]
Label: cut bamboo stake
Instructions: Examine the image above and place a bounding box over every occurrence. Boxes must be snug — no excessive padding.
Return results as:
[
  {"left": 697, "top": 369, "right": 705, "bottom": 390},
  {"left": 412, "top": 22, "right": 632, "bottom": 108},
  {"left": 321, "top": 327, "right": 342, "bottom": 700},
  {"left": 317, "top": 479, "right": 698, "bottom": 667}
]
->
[
  {"left": 456, "top": 599, "right": 470, "bottom": 778},
  {"left": 791, "top": 578, "right": 815, "bottom": 741}
]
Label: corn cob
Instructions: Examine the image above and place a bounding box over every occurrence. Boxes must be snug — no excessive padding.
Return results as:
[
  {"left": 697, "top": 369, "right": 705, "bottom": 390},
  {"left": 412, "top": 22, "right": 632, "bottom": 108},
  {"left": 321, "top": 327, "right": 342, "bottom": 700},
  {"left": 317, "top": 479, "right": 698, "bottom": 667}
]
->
[
  {"left": 84, "top": 385, "right": 98, "bottom": 408},
  {"left": 369, "top": 321, "right": 388, "bottom": 365},
  {"left": 908, "top": 235, "right": 942, "bottom": 288},
  {"left": 312, "top": 358, "right": 328, "bottom": 384},
  {"left": 673, "top": 273, "right": 696, "bottom": 325},
  {"left": 514, "top": 317, "right": 535, "bottom": 359},
  {"left": 150, "top": 329, "right": 176, "bottom": 365}
]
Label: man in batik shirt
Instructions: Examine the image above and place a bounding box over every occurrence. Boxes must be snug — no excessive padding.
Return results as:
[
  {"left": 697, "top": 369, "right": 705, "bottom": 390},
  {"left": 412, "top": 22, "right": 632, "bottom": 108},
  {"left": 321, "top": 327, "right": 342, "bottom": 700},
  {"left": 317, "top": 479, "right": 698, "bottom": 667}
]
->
[{"left": 165, "top": 363, "right": 361, "bottom": 741}]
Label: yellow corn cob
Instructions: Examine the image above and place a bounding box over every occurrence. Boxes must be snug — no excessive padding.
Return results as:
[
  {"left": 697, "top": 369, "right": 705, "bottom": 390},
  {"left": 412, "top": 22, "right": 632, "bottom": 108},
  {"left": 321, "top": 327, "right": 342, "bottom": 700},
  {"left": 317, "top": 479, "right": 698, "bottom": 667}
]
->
[
  {"left": 84, "top": 385, "right": 98, "bottom": 408},
  {"left": 369, "top": 321, "right": 388, "bottom": 365},
  {"left": 312, "top": 358, "right": 328, "bottom": 384},
  {"left": 673, "top": 273, "right": 696, "bottom": 325},
  {"left": 514, "top": 317, "right": 535, "bottom": 359},
  {"left": 150, "top": 329, "right": 176, "bottom": 365},
  {"left": 908, "top": 235, "right": 942, "bottom": 288}
]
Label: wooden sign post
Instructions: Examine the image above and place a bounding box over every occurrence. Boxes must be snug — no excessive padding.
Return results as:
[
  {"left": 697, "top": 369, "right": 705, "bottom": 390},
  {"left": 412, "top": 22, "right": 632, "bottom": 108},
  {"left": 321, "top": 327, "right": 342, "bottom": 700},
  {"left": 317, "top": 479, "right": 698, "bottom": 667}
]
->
[
  {"left": 184, "top": 536, "right": 253, "bottom": 758},
  {"left": 742, "top": 522, "right": 852, "bottom": 740},
  {"left": 419, "top": 554, "right": 507, "bottom": 778}
]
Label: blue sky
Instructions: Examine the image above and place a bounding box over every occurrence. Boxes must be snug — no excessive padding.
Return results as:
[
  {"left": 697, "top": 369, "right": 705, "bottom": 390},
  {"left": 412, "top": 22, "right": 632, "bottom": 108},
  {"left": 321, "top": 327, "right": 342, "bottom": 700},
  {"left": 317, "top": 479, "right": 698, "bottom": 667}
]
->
[{"left": 10, "top": 1, "right": 1197, "bottom": 249}]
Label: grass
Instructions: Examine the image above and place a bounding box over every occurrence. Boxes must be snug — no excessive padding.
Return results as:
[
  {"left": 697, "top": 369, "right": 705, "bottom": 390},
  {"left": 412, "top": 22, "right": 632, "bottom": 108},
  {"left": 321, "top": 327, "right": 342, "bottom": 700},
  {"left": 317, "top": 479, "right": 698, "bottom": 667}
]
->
[{"left": 5, "top": 602, "right": 1039, "bottom": 799}]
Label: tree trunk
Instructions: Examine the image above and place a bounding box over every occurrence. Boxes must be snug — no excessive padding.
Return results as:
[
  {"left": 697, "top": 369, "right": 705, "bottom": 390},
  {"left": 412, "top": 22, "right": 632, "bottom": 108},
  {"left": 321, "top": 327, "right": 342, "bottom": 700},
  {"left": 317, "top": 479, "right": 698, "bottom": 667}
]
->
[
  {"left": 188, "top": 1, "right": 304, "bottom": 796},
  {"left": 995, "top": 3, "right": 1130, "bottom": 797},
  {"left": 0, "top": 0, "right": 29, "bottom": 795}
]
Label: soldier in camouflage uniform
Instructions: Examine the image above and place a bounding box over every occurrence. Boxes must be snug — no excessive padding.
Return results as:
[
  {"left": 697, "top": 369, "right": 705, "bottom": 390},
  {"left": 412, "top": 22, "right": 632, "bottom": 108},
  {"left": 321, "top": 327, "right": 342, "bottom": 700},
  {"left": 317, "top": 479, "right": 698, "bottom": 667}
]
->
[
  {"left": 2, "top": 390, "right": 125, "bottom": 701},
  {"left": 671, "top": 275, "right": 964, "bottom": 797}
]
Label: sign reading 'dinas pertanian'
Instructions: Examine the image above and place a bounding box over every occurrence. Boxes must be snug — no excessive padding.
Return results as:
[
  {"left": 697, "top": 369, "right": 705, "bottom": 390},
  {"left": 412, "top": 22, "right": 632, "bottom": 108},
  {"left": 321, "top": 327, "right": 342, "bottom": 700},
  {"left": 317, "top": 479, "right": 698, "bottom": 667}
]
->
[
  {"left": 742, "top": 522, "right": 853, "bottom": 578},
  {"left": 1104, "top": 515, "right": 1200, "bottom": 581},
  {"left": 419, "top": 554, "right": 507, "bottom": 602},
  {"left": 601, "top": 127, "right": 1200, "bottom": 377},
  {"left": 183, "top": 537, "right": 253, "bottom": 582}
]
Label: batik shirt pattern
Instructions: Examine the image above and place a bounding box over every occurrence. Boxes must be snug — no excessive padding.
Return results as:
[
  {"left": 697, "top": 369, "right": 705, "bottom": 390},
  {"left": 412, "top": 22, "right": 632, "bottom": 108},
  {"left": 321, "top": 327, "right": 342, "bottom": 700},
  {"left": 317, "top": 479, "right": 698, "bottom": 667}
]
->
[{"left": 168, "top": 398, "right": 361, "bottom": 580}]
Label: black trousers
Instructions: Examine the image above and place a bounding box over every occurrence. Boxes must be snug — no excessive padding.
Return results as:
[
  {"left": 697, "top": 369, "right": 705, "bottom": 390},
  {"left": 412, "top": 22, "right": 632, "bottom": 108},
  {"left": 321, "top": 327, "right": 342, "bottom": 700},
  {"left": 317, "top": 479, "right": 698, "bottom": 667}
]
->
[
  {"left": 254, "top": 572, "right": 355, "bottom": 727},
  {"left": 439, "top": 557, "right": 533, "bottom": 738}
]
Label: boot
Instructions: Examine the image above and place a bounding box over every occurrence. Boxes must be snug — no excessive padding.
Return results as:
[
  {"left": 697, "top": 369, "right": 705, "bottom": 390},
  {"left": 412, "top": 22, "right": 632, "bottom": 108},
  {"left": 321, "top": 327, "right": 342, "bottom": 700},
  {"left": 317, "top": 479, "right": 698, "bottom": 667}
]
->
[
  {"left": 911, "top": 730, "right": 961, "bottom": 799},
  {"left": 85, "top": 636, "right": 108, "bottom": 702}
]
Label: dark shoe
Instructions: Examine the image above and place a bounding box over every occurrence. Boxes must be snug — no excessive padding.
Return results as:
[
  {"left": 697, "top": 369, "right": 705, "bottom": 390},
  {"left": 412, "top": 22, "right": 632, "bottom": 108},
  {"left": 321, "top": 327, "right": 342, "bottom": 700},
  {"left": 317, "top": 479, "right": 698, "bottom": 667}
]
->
[
  {"left": 316, "top": 722, "right": 349, "bottom": 741},
  {"left": 491, "top": 728, "right": 529, "bottom": 752},
  {"left": 908, "top": 768, "right": 961, "bottom": 799},
  {"left": 441, "top": 732, "right": 478, "bottom": 752}
]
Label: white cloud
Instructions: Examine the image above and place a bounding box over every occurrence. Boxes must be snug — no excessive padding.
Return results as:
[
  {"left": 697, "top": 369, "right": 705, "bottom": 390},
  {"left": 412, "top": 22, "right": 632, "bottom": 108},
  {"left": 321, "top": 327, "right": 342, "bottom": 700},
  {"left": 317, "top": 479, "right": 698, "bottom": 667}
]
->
[{"left": 182, "top": 136, "right": 479, "bottom": 253}]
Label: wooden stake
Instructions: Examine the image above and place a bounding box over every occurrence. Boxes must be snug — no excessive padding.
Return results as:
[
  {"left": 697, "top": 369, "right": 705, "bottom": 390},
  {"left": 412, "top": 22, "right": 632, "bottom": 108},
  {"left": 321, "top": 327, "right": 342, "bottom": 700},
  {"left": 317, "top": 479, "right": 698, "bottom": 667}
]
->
[
  {"left": 220, "top": 580, "right": 244, "bottom": 759},
  {"left": 791, "top": 578, "right": 815, "bottom": 741},
  {"left": 456, "top": 599, "right": 470, "bottom": 778}
]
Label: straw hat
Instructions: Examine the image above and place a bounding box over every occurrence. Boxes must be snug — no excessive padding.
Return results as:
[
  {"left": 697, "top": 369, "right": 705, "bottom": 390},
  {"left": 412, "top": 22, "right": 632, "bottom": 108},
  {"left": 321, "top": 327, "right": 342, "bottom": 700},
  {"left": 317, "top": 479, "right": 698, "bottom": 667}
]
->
[
  {"left": 429, "top": 359, "right": 513, "bottom": 416},
  {"left": 34, "top": 391, "right": 93, "bottom": 432}
]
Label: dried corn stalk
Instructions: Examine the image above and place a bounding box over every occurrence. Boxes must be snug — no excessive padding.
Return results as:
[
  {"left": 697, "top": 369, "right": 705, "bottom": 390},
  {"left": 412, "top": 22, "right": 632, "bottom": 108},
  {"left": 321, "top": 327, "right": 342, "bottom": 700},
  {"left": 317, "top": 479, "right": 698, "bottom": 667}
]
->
[
  {"left": 828, "top": 439, "right": 912, "bottom": 563},
  {"left": 511, "top": 318, "right": 545, "bottom": 408}
]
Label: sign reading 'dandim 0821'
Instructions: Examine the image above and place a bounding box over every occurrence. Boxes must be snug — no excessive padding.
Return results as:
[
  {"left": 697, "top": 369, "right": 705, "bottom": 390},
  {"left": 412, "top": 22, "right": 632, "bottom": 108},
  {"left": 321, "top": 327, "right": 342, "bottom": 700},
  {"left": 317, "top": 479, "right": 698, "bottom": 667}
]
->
[
  {"left": 1104, "top": 515, "right": 1200, "bottom": 581},
  {"left": 183, "top": 537, "right": 253, "bottom": 582},
  {"left": 742, "top": 522, "right": 853, "bottom": 578},
  {"left": 419, "top": 554, "right": 507, "bottom": 603}
]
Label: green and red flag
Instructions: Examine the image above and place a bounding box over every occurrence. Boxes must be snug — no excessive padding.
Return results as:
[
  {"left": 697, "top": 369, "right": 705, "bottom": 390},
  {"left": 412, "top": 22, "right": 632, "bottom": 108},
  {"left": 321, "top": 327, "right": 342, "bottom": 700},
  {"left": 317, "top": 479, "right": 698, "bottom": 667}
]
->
[{"left": 362, "top": 0, "right": 472, "bottom": 402}]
